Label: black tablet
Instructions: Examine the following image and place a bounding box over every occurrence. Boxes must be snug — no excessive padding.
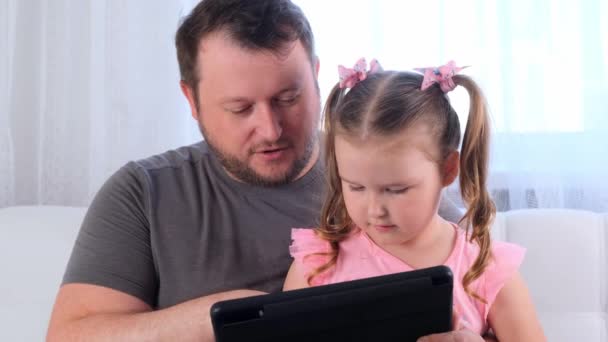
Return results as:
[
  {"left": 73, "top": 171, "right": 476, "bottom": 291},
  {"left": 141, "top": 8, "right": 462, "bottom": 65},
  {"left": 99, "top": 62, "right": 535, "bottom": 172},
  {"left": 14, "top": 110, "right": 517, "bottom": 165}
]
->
[{"left": 210, "top": 265, "right": 453, "bottom": 342}]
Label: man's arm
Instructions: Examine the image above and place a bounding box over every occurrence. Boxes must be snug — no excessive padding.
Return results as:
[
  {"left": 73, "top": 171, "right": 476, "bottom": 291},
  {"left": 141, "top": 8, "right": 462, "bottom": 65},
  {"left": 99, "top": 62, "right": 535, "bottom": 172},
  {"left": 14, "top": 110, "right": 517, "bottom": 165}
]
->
[{"left": 47, "top": 283, "right": 265, "bottom": 342}]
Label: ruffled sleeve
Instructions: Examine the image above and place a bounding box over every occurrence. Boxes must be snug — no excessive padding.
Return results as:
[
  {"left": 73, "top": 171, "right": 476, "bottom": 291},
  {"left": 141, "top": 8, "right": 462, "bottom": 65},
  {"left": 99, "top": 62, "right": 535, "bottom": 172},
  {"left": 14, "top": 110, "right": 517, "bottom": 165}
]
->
[
  {"left": 289, "top": 228, "right": 334, "bottom": 286},
  {"left": 483, "top": 241, "right": 526, "bottom": 316}
]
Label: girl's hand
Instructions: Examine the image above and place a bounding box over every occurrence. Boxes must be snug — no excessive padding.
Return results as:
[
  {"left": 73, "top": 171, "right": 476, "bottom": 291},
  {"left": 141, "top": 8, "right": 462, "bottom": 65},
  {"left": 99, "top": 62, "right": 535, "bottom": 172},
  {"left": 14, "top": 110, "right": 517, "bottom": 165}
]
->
[{"left": 416, "top": 329, "right": 484, "bottom": 342}]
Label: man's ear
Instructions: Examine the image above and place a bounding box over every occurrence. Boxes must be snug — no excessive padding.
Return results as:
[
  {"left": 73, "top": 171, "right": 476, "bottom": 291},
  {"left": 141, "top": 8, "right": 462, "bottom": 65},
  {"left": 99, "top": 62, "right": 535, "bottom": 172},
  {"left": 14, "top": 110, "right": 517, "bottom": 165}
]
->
[
  {"left": 442, "top": 151, "right": 460, "bottom": 187},
  {"left": 180, "top": 80, "right": 199, "bottom": 121},
  {"left": 314, "top": 56, "right": 320, "bottom": 78}
]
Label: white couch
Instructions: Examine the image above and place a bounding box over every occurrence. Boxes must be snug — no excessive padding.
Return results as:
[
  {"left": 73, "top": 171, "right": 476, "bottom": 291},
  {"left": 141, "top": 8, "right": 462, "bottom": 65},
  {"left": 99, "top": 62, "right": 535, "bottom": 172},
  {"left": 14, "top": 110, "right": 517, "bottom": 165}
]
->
[
  {"left": 0, "top": 206, "right": 606, "bottom": 341},
  {"left": 0, "top": 206, "right": 86, "bottom": 341},
  {"left": 492, "top": 209, "right": 608, "bottom": 341}
]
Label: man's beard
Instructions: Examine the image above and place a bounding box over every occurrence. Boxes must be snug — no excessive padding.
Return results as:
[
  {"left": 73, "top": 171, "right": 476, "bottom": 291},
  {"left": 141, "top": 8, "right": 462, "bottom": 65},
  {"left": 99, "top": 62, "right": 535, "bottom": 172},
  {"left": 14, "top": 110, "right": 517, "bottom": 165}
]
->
[{"left": 199, "top": 123, "right": 317, "bottom": 187}]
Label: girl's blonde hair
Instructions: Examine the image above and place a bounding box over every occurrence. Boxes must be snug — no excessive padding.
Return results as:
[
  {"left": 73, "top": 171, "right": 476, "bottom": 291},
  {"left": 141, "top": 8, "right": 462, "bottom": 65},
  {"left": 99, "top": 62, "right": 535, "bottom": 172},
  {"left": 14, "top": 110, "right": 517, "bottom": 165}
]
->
[{"left": 311, "top": 71, "right": 495, "bottom": 303}]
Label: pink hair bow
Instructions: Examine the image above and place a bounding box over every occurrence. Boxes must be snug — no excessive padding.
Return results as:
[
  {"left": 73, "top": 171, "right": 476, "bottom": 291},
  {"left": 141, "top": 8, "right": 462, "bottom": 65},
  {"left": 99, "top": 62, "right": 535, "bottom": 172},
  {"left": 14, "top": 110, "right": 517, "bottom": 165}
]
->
[
  {"left": 338, "top": 58, "right": 382, "bottom": 89},
  {"left": 415, "top": 60, "right": 467, "bottom": 93}
]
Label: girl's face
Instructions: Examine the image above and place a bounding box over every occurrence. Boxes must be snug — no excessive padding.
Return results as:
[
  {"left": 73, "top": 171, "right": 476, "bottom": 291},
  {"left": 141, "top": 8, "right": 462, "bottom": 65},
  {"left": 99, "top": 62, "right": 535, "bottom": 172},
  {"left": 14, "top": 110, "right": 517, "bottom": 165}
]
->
[{"left": 335, "top": 123, "right": 453, "bottom": 250}]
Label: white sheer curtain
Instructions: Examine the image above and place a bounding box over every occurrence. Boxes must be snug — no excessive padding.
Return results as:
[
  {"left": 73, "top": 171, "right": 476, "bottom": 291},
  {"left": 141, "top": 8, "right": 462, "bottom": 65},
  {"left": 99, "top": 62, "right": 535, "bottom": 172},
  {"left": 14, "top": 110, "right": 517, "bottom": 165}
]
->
[
  {"left": 1, "top": 0, "right": 201, "bottom": 208},
  {"left": 296, "top": 0, "right": 608, "bottom": 212},
  {"left": 2, "top": 0, "right": 607, "bottom": 212}
]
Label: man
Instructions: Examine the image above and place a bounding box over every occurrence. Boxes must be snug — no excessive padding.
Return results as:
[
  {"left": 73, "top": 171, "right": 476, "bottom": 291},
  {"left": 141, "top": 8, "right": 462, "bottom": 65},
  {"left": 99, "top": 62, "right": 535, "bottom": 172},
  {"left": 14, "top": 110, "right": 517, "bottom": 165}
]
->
[{"left": 47, "top": 1, "right": 477, "bottom": 341}]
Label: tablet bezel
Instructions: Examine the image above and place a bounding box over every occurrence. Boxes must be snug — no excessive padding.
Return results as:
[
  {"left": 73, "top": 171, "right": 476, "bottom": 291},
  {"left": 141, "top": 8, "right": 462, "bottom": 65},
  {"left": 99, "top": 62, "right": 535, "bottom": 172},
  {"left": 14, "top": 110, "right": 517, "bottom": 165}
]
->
[{"left": 211, "top": 265, "right": 453, "bottom": 341}]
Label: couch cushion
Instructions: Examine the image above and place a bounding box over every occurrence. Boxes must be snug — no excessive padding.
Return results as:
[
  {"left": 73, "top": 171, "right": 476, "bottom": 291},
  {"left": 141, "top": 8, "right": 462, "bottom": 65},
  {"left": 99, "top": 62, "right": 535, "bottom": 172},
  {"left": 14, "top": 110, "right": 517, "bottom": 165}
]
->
[
  {"left": 540, "top": 312, "right": 607, "bottom": 342},
  {"left": 492, "top": 209, "right": 607, "bottom": 341},
  {"left": 0, "top": 206, "right": 86, "bottom": 341}
]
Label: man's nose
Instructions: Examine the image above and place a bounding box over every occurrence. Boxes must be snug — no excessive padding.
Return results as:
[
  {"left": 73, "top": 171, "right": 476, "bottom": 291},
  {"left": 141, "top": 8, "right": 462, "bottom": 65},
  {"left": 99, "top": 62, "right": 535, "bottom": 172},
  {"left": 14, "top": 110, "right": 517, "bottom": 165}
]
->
[{"left": 254, "top": 103, "right": 282, "bottom": 141}]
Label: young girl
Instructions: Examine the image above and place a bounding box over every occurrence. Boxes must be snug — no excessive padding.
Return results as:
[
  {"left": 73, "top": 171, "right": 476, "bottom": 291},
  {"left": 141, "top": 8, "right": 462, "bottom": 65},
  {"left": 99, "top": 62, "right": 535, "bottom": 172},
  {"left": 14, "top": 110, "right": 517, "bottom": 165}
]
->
[{"left": 283, "top": 59, "right": 545, "bottom": 340}]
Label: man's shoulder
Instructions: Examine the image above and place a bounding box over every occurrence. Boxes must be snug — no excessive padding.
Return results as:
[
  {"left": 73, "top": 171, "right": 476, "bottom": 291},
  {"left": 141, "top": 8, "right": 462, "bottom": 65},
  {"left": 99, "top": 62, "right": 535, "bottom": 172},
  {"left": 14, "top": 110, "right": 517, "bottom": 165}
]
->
[
  {"left": 105, "top": 141, "right": 217, "bottom": 193},
  {"left": 131, "top": 141, "right": 211, "bottom": 172}
]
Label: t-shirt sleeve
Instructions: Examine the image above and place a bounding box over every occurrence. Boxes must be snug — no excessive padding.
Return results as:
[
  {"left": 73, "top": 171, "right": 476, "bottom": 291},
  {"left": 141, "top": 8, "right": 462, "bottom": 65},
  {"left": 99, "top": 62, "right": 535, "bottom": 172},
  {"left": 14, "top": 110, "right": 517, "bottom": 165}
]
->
[
  {"left": 289, "top": 228, "right": 333, "bottom": 286},
  {"left": 483, "top": 241, "right": 526, "bottom": 314},
  {"left": 62, "top": 162, "right": 158, "bottom": 307}
]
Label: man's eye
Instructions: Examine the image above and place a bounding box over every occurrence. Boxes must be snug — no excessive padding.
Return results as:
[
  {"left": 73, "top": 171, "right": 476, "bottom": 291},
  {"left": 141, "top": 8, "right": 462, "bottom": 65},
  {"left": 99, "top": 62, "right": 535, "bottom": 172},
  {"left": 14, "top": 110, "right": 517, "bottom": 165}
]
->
[
  {"left": 275, "top": 95, "right": 298, "bottom": 106},
  {"left": 227, "top": 106, "right": 252, "bottom": 114}
]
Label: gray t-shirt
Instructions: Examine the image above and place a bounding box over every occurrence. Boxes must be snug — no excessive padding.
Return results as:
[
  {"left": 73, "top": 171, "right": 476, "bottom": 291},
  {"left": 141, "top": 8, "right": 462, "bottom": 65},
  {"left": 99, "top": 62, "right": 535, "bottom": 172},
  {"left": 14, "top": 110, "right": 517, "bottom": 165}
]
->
[
  {"left": 63, "top": 141, "right": 325, "bottom": 309},
  {"left": 63, "top": 141, "right": 463, "bottom": 309}
]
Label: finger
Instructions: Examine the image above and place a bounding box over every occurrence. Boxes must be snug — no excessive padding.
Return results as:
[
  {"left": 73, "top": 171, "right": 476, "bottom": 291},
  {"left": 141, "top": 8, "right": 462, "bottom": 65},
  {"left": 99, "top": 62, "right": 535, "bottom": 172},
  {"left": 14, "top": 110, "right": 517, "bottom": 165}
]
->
[
  {"left": 418, "top": 329, "right": 483, "bottom": 342},
  {"left": 452, "top": 307, "right": 465, "bottom": 330},
  {"left": 417, "top": 331, "right": 458, "bottom": 342},
  {"left": 452, "top": 311, "right": 463, "bottom": 330}
]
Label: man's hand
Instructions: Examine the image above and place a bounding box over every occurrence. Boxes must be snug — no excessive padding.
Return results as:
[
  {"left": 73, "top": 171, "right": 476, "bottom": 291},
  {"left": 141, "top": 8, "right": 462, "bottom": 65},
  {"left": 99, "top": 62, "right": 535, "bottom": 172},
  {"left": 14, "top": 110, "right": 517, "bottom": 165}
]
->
[{"left": 417, "top": 329, "right": 486, "bottom": 342}]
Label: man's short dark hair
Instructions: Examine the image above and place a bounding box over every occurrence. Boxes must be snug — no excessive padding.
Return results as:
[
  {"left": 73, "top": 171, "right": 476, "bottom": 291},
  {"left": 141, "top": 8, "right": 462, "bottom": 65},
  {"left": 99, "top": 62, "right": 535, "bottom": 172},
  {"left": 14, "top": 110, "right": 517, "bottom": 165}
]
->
[{"left": 175, "top": 0, "right": 316, "bottom": 92}]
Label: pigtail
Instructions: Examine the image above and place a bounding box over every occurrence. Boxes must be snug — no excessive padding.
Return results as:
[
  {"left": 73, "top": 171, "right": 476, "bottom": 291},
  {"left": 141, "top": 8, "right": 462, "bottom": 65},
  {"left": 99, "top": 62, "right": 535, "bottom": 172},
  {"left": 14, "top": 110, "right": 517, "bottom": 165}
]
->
[
  {"left": 322, "top": 83, "right": 345, "bottom": 132},
  {"left": 454, "top": 75, "right": 496, "bottom": 303},
  {"left": 305, "top": 83, "right": 354, "bottom": 285}
]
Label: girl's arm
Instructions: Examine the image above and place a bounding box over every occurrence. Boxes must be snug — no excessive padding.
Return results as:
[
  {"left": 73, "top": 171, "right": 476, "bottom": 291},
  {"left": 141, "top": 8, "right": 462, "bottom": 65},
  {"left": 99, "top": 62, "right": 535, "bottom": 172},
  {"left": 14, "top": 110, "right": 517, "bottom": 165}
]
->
[
  {"left": 487, "top": 271, "right": 546, "bottom": 341},
  {"left": 283, "top": 261, "right": 311, "bottom": 291}
]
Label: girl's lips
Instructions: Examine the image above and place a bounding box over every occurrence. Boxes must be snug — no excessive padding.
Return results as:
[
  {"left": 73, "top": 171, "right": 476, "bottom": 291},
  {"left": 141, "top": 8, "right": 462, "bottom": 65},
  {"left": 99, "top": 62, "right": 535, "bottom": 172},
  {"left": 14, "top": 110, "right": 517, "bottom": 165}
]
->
[{"left": 372, "top": 224, "right": 396, "bottom": 233}]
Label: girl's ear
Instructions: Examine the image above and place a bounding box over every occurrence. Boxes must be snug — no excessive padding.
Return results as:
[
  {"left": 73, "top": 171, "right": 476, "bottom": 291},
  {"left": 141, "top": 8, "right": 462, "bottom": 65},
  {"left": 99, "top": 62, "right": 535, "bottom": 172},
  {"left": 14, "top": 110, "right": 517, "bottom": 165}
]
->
[{"left": 442, "top": 151, "right": 460, "bottom": 186}]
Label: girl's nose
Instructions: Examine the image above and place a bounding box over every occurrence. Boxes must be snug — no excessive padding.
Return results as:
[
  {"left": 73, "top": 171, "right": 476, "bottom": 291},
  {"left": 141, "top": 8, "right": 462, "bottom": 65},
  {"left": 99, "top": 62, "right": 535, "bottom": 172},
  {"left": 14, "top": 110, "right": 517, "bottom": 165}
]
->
[{"left": 367, "top": 194, "right": 388, "bottom": 218}]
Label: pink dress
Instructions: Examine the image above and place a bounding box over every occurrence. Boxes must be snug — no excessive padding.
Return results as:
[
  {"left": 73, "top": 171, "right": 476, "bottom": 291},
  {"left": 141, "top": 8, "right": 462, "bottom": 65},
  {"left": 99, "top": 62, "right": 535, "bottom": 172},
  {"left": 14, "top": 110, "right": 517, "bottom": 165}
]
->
[{"left": 289, "top": 224, "right": 525, "bottom": 335}]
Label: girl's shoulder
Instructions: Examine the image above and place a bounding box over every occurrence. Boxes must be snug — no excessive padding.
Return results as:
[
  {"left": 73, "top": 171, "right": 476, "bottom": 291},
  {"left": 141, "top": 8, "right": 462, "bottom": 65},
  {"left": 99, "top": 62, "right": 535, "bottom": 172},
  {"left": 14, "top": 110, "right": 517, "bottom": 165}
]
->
[
  {"left": 289, "top": 228, "right": 366, "bottom": 286},
  {"left": 289, "top": 228, "right": 333, "bottom": 285},
  {"left": 289, "top": 228, "right": 332, "bottom": 256},
  {"left": 456, "top": 227, "right": 526, "bottom": 305},
  {"left": 456, "top": 227, "right": 526, "bottom": 272},
  {"left": 484, "top": 239, "right": 526, "bottom": 303}
]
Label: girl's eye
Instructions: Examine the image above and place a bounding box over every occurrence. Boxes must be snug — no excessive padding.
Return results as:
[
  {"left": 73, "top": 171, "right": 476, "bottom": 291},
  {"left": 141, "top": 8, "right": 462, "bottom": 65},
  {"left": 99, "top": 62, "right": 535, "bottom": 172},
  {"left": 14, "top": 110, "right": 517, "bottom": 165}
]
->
[
  {"left": 387, "top": 187, "right": 408, "bottom": 194},
  {"left": 348, "top": 185, "right": 365, "bottom": 192}
]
